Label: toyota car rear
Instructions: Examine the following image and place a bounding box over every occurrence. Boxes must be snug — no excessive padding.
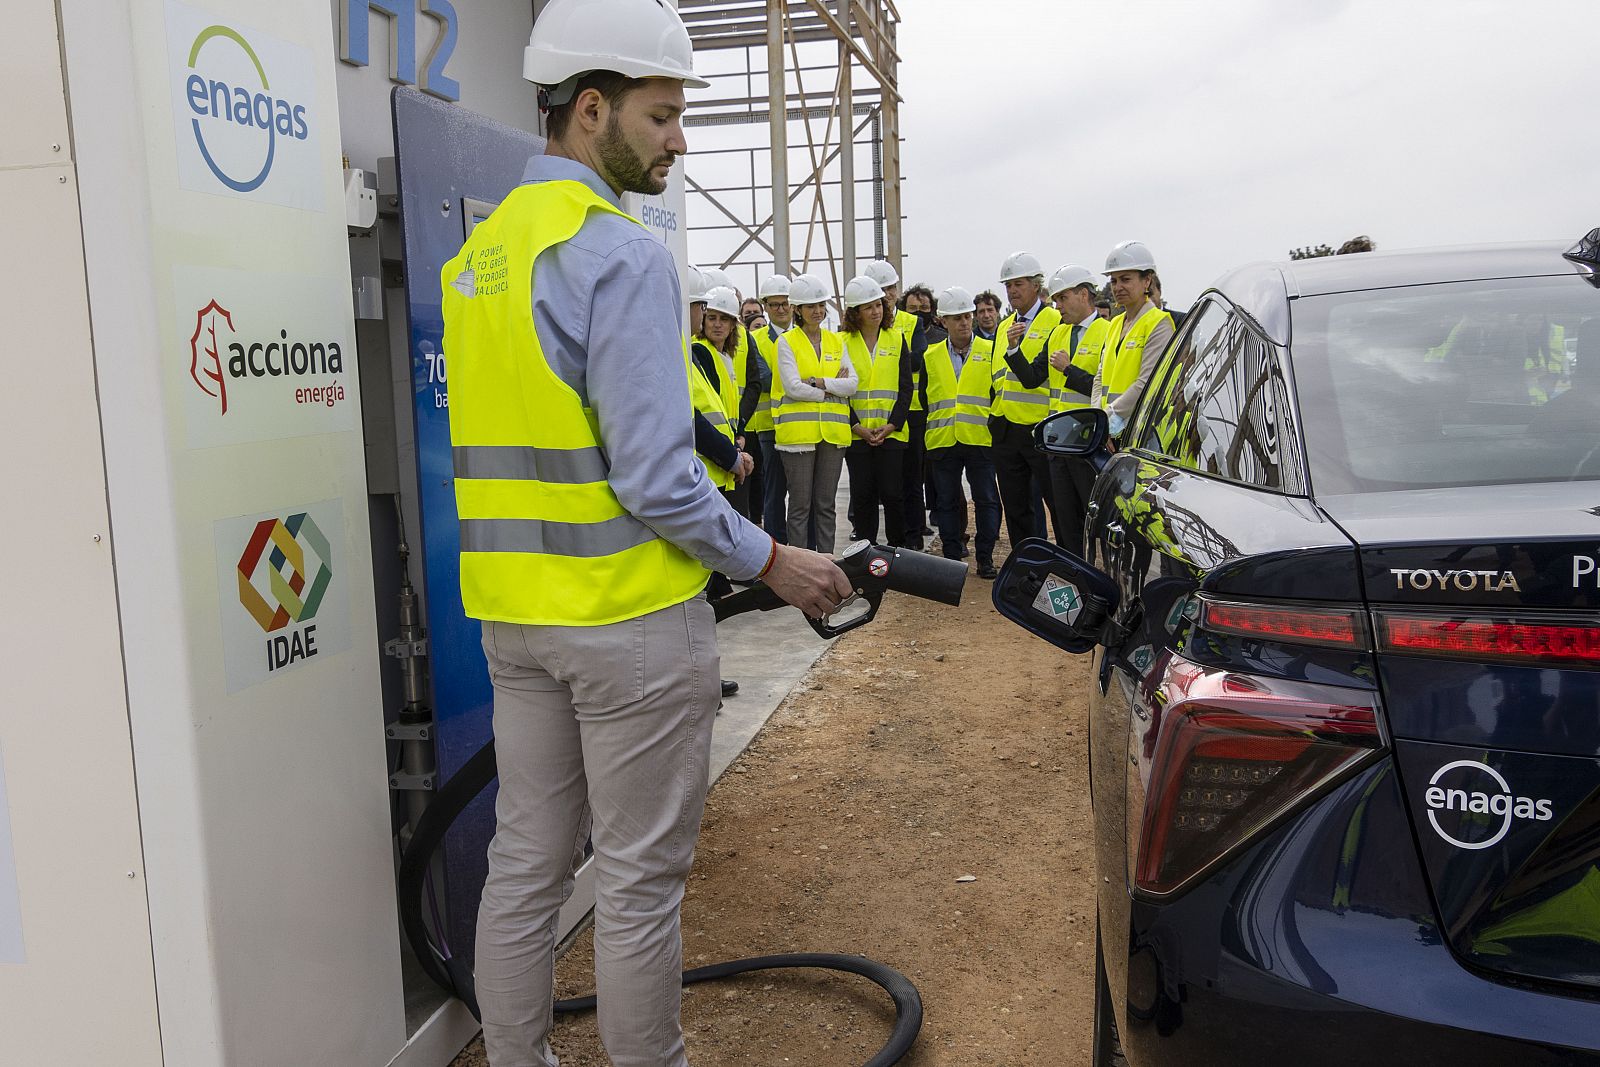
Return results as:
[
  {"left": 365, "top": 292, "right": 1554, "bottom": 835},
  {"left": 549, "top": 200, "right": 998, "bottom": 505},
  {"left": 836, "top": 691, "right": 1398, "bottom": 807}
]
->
[{"left": 996, "top": 234, "right": 1600, "bottom": 1065}]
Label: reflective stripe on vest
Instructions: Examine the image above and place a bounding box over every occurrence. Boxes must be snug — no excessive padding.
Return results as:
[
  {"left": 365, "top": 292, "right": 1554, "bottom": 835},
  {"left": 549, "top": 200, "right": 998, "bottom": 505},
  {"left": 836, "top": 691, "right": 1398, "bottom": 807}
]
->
[
  {"left": 440, "top": 179, "right": 709, "bottom": 626},
  {"left": 1047, "top": 316, "right": 1111, "bottom": 413},
  {"left": 992, "top": 305, "right": 1062, "bottom": 426},
  {"left": 775, "top": 328, "right": 852, "bottom": 446},
  {"left": 893, "top": 308, "right": 926, "bottom": 412},
  {"left": 923, "top": 336, "right": 996, "bottom": 449},
  {"left": 1099, "top": 305, "right": 1174, "bottom": 407},
  {"left": 844, "top": 327, "right": 910, "bottom": 443}
]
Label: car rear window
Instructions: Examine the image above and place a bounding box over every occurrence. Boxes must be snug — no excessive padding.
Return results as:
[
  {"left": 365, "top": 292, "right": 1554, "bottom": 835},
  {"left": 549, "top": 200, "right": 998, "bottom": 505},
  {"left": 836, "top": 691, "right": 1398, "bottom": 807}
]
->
[{"left": 1289, "top": 276, "right": 1600, "bottom": 495}]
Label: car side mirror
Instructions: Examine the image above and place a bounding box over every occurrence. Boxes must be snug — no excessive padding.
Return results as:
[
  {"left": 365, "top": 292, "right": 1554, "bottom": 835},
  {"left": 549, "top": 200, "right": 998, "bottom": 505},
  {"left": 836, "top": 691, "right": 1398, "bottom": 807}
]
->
[
  {"left": 991, "top": 537, "right": 1122, "bottom": 654},
  {"left": 1033, "top": 408, "right": 1108, "bottom": 456}
]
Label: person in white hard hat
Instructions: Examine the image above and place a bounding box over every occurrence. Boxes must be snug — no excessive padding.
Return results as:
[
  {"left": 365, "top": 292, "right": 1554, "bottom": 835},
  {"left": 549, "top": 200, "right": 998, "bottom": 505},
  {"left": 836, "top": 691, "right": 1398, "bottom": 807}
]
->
[
  {"left": 924, "top": 286, "right": 1003, "bottom": 577},
  {"left": 861, "top": 259, "right": 934, "bottom": 549},
  {"left": 1002, "top": 265, "right": 1112, "bottom": 556},
  {"left": 750, "top": 273, "right": 797, "bottom": 540},
  {"left": 839, "top": 276, "right": 915, "bottom": 547},
  {"left": 774, "top": 274, "right": 858, "bottom": 551},
  {"left": 1092, "top": 241, "right": 1175, "bottom": 439},
  {"left": 693, "top": 269, "right": 768, "bottom": 526},
  {"left": 688, "top": 282, "right": 758, "bottom": 704},
  {"left": 699, "top": 265, "right": 736, "bottom": 297},
  {"left": 453, "top": 5, "right": 851, "bottom": 1063},
  {"left": 991, "top": 251, "right": 1065, "bottom": 548},
  {"left": 695, "top": 286, "right": 759, "bottom": 517}
]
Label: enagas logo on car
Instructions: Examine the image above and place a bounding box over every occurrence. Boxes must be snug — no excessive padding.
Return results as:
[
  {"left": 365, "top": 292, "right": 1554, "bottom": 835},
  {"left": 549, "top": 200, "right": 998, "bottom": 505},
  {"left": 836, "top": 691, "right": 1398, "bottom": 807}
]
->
[{"left": 1424, "top": 760, "right": 1553, "bottom": 850}]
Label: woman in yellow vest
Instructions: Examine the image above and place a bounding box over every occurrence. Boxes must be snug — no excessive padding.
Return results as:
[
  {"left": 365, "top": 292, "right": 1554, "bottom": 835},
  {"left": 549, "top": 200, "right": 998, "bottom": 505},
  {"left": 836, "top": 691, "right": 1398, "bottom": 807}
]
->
[
  {"left": 688, "top": 282, "right": 756, "bottom": 701},
  {"left": 1091, "top": 240, "right": 1176, "bottom": 440},
  {"left": 774, "top": 273, "right": 857, "bottom": 552},
  {"left": 695, "top": 285, "right": 760, "bottom": 517},
  {"left": 839, "top": 276, "right": 914, "bottom": 548}
]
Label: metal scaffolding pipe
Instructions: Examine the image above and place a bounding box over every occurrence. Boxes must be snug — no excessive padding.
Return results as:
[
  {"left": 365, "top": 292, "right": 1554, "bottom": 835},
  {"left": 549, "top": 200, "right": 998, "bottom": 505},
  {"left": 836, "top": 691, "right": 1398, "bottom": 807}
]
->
[
  {"left": 837, "top": 0, "right": 856, "bottom": 281},
  {"left": 767, "top": 0, "right": 791, "bottom": 275}
]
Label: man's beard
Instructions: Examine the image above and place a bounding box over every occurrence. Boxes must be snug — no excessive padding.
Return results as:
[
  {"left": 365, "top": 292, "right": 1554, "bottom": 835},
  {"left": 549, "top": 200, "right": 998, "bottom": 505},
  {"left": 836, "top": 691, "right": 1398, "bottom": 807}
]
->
[{"left": 598, "top": 112, "right": 674, "bottom": 196}]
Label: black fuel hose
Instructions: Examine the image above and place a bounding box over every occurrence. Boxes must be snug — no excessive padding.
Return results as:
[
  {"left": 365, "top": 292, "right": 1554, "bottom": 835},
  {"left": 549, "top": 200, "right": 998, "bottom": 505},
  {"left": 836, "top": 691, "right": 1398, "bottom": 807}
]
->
[{"left": 396, "top": 738, "right": 924, "bottom": 1067}]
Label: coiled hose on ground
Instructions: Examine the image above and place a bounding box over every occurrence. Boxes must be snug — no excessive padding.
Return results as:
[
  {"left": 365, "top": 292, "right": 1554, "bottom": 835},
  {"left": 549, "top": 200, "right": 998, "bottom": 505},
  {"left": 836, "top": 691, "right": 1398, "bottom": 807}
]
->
[{"left": 396, "top": 737, "right": 924, "bottom": 1067}]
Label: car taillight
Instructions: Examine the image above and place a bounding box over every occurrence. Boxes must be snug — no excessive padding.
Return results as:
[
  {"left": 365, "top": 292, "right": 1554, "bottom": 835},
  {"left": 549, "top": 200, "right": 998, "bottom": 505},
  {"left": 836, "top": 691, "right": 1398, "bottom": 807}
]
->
[
  {"left": 1199, "top": 598, "right": 1368, "bottom": 649},
  {"left": 1134, "top": 655, "right": 1385, "bottom": 896},
  {"left": 1375, "top": 613, "right": 1600, "bottom": 667}
]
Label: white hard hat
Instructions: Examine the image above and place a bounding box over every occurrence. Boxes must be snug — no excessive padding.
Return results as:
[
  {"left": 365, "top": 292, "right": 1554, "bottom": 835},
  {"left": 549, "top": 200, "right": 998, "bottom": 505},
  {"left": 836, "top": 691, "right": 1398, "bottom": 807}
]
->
[
  {"left": 789, "top": 273, "right": 832, "bottom": 306},
  {"left": 999, "top": 251, "right": 1044, "bottom": 284},
  {"left": 937, "top": 286, "right": 977, "bottom": 317},
  {"left": 758, "top": 274, "right": 792, "bottom": 300},
  {"left": 524, "top": 0, "right": 709, "bottom": 93},
  {"left": 861, "top": 260, "right": 900, "bottom": 289},
  {"left": 1104, "top": 240, "right": 1157, "bottom": 274},
  {"left": 843, "top": 276, "right": 887, "bottom": 309},
  {"left": 1048, "top": 264, "right": 1099, "bottom": 297},
  {"left": 685, "top": 265, "right": 710, "bottom": 303},
  {"left": 704, "top": 286, "right": 741, "bottom": 320},
  {"left": 700, "top": 266, "right": 734, "bottom": 293}
]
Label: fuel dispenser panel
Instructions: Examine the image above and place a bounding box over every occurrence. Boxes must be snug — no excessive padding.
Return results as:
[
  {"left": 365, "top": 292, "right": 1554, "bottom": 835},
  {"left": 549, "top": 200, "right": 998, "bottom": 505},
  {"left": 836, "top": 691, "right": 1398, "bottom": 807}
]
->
[{"left": 391, "top": 86, "right": 543, "bottom": 963}]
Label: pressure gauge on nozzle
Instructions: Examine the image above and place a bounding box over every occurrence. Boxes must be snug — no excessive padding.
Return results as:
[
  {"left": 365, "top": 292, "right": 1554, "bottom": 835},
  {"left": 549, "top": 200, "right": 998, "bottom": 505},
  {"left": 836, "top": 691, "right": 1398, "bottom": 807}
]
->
[{"left": 839, "top": 539, "right": 873, "bottom": 561}]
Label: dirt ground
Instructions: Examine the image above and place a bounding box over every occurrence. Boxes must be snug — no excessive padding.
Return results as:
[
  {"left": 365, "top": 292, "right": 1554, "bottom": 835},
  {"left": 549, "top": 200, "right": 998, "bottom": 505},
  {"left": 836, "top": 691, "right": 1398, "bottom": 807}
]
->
[{"left": 452, "top": 545, "right": 1097, "bottom": 1066}]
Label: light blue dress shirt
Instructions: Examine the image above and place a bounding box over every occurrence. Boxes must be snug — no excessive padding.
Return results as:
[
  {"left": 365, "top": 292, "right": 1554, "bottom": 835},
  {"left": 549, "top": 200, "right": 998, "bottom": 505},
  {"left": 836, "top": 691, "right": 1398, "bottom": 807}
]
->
[{"left": 521, "top": 154, "right": 771, "bottom": 580}]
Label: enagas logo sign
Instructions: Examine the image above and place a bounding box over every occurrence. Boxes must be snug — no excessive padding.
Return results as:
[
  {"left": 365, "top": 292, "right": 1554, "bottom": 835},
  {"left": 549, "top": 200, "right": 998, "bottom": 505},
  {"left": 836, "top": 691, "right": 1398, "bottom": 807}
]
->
[
  {"left": 188, "top": 297, "right": 346, "bottom": 416},
  {"left": 165, "top": 2, "right": 322, "bottom": 209},
  {"left": 183, "top": 24, "right": 309, "bottom": 193}
]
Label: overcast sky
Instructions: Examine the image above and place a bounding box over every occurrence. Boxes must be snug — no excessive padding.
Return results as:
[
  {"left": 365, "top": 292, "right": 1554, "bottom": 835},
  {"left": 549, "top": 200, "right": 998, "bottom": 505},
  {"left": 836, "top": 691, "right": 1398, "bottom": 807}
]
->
[{"left": 883, "top": 0, "right": 1598, "bottom": 306}]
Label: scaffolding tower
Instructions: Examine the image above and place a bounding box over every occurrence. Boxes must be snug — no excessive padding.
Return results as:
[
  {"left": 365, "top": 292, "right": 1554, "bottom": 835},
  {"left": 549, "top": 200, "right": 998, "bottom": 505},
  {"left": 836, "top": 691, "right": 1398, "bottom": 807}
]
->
[{"left": 681, "top": 0, "right": 903, "bottom": 301}]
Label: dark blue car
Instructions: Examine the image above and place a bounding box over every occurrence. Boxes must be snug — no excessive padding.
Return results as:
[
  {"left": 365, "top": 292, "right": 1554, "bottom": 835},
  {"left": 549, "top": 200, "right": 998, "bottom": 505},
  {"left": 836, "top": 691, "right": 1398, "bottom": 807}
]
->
[{"left": 995, "top": 231, "right": 1600, "bottom": 1065}]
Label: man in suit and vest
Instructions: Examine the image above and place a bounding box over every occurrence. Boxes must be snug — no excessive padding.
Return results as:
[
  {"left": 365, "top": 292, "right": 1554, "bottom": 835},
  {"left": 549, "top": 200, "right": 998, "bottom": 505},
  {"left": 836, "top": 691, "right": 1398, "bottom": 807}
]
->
[{"left": 441, "top": 3, "right": 850, "bottom": 1062}]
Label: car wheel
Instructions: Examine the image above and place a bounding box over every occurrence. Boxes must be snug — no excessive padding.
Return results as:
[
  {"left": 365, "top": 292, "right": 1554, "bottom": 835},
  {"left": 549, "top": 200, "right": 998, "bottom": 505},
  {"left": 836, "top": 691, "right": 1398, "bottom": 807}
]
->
[{"left": 1093, "top": 926, "right": 1129, "bottom": 1067}]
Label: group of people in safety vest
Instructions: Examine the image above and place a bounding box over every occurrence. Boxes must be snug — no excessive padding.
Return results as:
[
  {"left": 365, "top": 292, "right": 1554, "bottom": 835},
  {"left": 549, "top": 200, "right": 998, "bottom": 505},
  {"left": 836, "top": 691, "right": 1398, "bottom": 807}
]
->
[{"left": 683, "top": 240, "right": 1177, "bottom": 580}]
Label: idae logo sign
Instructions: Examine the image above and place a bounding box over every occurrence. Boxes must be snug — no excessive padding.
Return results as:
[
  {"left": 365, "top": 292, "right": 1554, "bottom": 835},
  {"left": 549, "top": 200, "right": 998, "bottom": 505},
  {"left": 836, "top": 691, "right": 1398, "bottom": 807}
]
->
[
  {"left": 165, "top": 0, "right": 323, "bottom": 209},
  {"left": 1424, "top": 760, "right": 1553, "bottom": 850},
  {"left": 215, "top": 500, "right": 350, "bottom": 693},
  {"left": 175, "top": 264, "right": 356, "bottom": 447}
]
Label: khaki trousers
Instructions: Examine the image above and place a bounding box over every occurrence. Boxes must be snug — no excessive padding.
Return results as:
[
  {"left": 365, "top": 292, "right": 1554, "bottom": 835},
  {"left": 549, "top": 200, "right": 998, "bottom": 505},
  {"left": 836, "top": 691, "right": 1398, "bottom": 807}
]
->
[{"left": 475, "top": 593, "right": 720, "bottom": 1067}]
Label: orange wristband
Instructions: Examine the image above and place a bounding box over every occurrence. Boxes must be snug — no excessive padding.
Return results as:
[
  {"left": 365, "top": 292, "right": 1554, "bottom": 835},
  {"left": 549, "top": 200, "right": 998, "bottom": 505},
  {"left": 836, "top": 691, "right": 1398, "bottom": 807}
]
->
[{"left": 756, "top": 537, "right": 778, "bottom": 580}]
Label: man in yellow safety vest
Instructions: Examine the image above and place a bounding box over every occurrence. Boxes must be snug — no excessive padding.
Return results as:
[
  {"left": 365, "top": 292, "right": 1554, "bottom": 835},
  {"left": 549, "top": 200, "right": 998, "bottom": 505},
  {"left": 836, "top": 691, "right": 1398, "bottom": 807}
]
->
[
  {"left": 923, "top": 286, "right": 1002, "bottom": 577},
  {"left": 1000, "top": 264, "right": 1110, "bottom": 556},
  {"left": 440, "top": 2, "right": 849, "bottom": 1061},
  {"left": 991, "top": 251, "right": 1064, "bottom": 547}
]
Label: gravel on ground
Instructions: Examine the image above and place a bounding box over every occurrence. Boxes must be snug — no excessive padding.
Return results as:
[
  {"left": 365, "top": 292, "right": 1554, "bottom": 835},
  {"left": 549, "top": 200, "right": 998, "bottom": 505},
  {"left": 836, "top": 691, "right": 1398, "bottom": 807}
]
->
[{"left": 453, "top": 545, "right": 1097, "bottom": 1065}]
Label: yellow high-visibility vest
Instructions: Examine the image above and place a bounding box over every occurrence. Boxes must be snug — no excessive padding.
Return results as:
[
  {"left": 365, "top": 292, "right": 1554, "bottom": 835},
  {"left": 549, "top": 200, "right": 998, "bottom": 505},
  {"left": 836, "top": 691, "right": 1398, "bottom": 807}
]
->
[
  {"left": 747, "top": 325, "right": 779, "bottom": 433},
  {"left": 893, "top": 308, "right": 926, "bottom": 412},
  {"left": 440, "top": 179, "right": 709, "bottom": 626},
  {"left": 843, "top": 327, "right": 910, "bottom": 443},
  {"left": 1100, "top": 304, "right": 1175, "bottom": 408},
  {"left": 774, "top": 328, "right": 852, "bottom": 447},
  {"left": 924, "top": 336, "right": 996, "bottom": 449},
  {"left": 992, "top": 305, "right": 1063, "bottom": 425},
  {"left": 1047, "top": 316, "right": 1112, "bottom": 413},
  {"left": 690, "top": 340, "right": 737, "bottom": 490}
]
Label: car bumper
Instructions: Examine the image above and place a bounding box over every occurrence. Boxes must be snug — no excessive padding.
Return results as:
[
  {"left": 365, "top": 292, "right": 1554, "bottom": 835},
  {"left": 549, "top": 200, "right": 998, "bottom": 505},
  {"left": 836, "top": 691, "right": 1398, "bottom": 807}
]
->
[{"left": 1111, "top": 763, "right": 1600, "bottom": 1067}]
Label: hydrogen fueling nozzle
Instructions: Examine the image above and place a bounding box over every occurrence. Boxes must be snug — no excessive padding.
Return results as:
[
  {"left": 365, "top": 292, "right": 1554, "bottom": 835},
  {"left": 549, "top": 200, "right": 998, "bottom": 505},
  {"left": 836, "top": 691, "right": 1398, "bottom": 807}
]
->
[{"left": 713, "top": 541, "right": 967, "bottom": 639}]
